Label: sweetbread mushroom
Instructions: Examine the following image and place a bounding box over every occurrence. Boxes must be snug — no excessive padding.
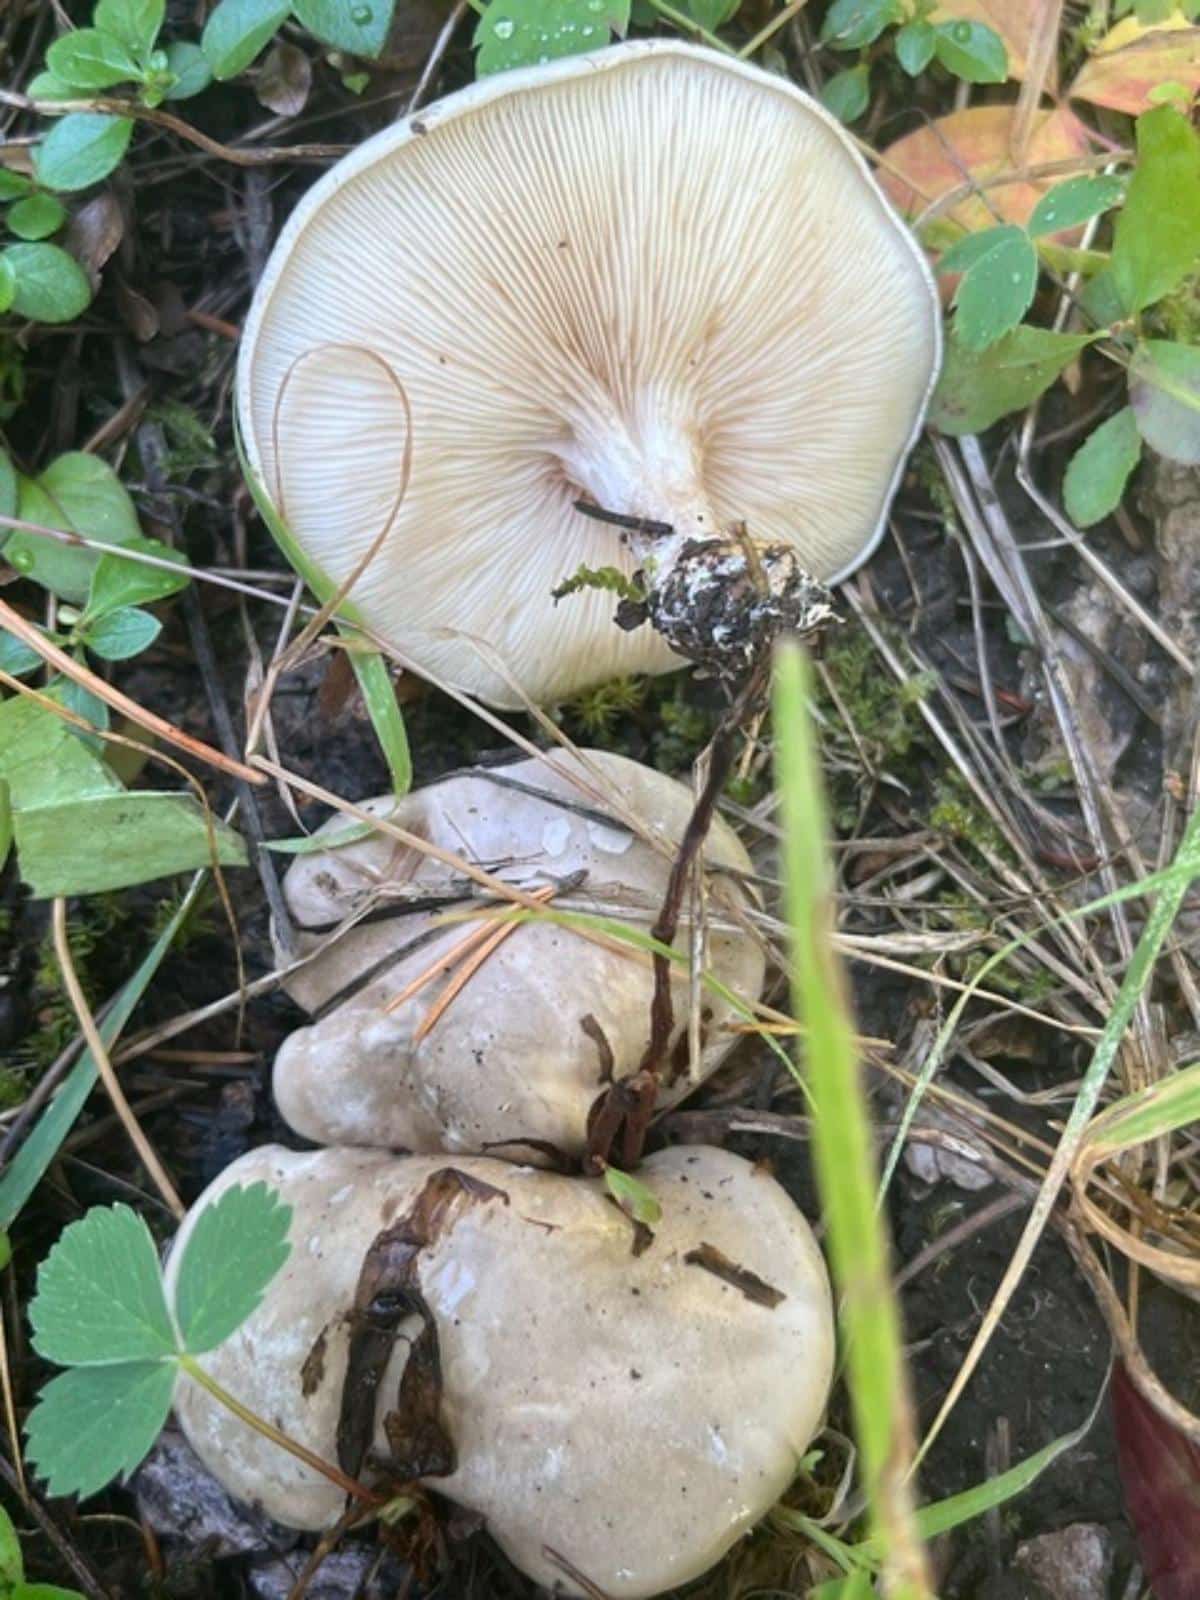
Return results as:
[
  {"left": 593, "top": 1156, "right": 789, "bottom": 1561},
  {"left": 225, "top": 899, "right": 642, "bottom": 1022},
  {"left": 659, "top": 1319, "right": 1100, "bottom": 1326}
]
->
[
  {"left": 168, "top": 1142, "right": 835, "bottom": 1598},
  {"left": 273, "top": 748, "right": 764, "bottom": 1161},
  {"left": 238, "top": 40, "right": 940, "bottom": 707}
]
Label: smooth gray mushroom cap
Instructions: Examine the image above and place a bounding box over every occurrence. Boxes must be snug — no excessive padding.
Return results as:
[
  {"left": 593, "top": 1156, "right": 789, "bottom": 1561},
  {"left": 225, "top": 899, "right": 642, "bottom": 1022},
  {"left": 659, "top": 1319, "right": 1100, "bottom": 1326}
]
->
[
  {"left": 238, "top": 40, "right": 940, "bottom": 707},
  {"left": 273, "top": 748, "right": 765, "bottom": 1160},
  {"left": 167, "top": 1143, "right": 835, "bottom": 1598}
]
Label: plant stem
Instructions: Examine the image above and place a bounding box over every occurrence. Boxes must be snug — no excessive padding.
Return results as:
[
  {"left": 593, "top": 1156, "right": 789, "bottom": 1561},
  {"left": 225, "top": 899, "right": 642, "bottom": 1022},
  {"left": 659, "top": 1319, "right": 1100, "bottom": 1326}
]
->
[
  {"left": 178, "top": 1354, "right": 380, "bottom": 1506},
  {"left": 643, "top": 0, "right": 734, "bottom": 53}
]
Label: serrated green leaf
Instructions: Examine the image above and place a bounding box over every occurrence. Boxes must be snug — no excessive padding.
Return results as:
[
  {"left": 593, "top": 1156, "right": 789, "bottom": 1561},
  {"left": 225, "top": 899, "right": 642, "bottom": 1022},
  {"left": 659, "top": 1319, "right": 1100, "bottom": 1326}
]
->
[
  {"left": 936, "top": 224, "right": 1015, "bottom": 276},
  {"left": 0, "top": 242, "right": 90, "bottom": 323},
  {"left": 932, "top": 19, "right": 1007, "bottom": 83},
  {"left": 35, "top": 112, "right": 134, "bottom": 193},
  {"left": 1028, "top": 175, "right": 1125, "bottom": 237},
  {"left": 0, "top": 169, "right": 33, "bottom": 200},
  {"left": 25, "top": 1361, "right": 177, "bottom": 1499},
  {"left": 952, "top": 227, "right": 1038, "bottom": 351},
  {"left": 162, "top": 40, "right": 212, "bottom": 99},
  {"left": 602, "top": 1165, "right": 662, "bottom": 1227},
  {"left": 202, "top": 0, "right": 291, "bottom": 78},
  {"left": 930, "top": 327, "right": 1095, "bottom": 435},
  {"left": 475, "top": 0, "right": 629, "bottom": 74},
  {"left": 30, "top": 1204, "right": 177, "bottom": 1365},
  {"left": 292, "top": 0, "right": 397, "bottom": 57},
  {"left": 174, "top": 1182, "right": 292, "bottom": 1354},
  {"left": 46, "top": 28, "right": 141, "bottom": 90},
  {"left": 819, "top": 0, "right": 899, "bottom": 49},
  {"left": 86, "top": 536, "right": 191, "bottom": 619},
  {"left": 894, "top": 18, "right": 934, "bottom": 74},
  {"left": 94, "top": 0, "right": 165, "bottom": 55},
  {"left": 1112, "top": 106, "right": 1200, "bottom": 314},
  {"left": 0, "top": 1503, "right": 22, "bottom": 1587},
  {"left": 6, "top": 454, "right": 142, "bottom": 603},
  {"left": 14, "top": 790, "right": 248, "bottom": 898},
  {"left": 1129, "top": 339, "right": 1200, "bottom": 464},
  {"left": 81, "top": 604, "right": 160, "bottom": 661},
  {"left": 820, "top": 63, "right": 871, "bottom": 123},
  {"left": 6, "top": 194, "right": 66, "bottom": 242},
  {"left": 1063, "top": 406, "right": 1142, "bottom": 527}
]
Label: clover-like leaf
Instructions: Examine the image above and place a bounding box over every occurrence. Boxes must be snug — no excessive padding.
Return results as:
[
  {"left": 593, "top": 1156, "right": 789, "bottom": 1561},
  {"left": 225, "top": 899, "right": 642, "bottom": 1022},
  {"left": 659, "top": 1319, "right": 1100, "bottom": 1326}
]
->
[
  {"left": 173, "top": 1182, "right": 293, "bottom": 1354},
  {"left": 947, "top": 224, "right": 1038, "bottom": 351},
  {"left": 25, "top": 1362, "right": 178, "bottom": 1499},
  {"left": 1028, "top": 174, "right": 1125, "bottom": 237}
]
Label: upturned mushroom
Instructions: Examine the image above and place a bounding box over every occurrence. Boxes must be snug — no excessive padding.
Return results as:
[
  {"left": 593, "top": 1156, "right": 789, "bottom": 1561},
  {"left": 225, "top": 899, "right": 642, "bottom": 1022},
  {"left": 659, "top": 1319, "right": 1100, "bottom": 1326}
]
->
[
  {"left": 238, "top": 40, "right": 940, "bottom": 707},
  {"left": 168, "top": 1143, "right": 835, "bottom": 1598},
  {"left": 273, "top": 748, "right": 764, "bottom": 1161}
]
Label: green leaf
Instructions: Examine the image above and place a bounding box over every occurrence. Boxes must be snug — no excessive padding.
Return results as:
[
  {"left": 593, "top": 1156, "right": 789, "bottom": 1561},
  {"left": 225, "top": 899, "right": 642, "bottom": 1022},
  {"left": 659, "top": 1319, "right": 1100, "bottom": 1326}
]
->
[
  {"left": 201, "top": 0, "right": 291, "bottom": 78},
  {"left": 0, "top": 696, "right": 120, "bottom": 812},
  {"left": 81, "top": 605, "right": 161, "bottom": 660},
  {"left": 6, "top": 194, "right": 67, "bottom": 241},
  {"left": 809, "top": 1574, "right": 876, "bottom": 1600},
  {"left": 1063, "top": 406, "right": 1142, "bottom": 527},
  {"left": 0, "top": 1503, "right": 23, "bottom": 1587},
  {"left": 86, "top": 536, "right": 191, "bottom": 618},
  {"left": 291, "top": 0, "right": 397, "bottom": 58},
  {"left": 0, "top": 631, "right": 44, "bottom": 678},
  {"left": 475, "top": 0, "right": 629, "bottom": 75},
  {"left": 929, "top": 327, "right": 1095, "bottom": 435},
  {"left": 21, "top": 1585, "right": 90, "bottom": 1599},
  {"left": 30, "top": 1204, "right": 177, "bottom": 1365},
  {"left": 6, "top": 454, "right": 142, "bottom": 603},
  {"left": 0, "top": 884, "right": 200, "bottom": 1230},
  {"left": 679, "top": 0, "right": 740, "bottom": 27},
  {"left": 174, "top": 1183, "right": 292, "bottom": 1354},
  {"left": 602, "top": 1165, "right": 662, "bottom": 1227},
  {"left": 951, "top": 226, "right": 1038, "bottom": 351},
  {"left": 0, "top": 242, "right": 90, "bottom": 323},
  {"left": 1129, "top": 339, "right": 1200, "bottom": 464},
  {"left": 1112, "top": 106, "right": 1200, "bottom": 314},
  {"left": 0, "top": 256, "right": 14, "bottom": 315},
  {"left": 0, "top": 781, "right": 9, "bottom": 878},
  {"left": 94, "top": 0, "right": 165, "bottom": 55},
  {"left": 25, "top": 73, "right": 78, "bottom": 102},
  {"left": 264, "top": 815, "right": 385, "bottom": 853},
  {"left": 818, "top": 0, "right": 899, "bottom": 48},
  {"left": 936, "top": 223, "right": 1016, "bottom": 275},
  {"left": 162, "top": 40, "right": 213, "bottom": 99},
  {"left": 894, "top": 18, "right": 934, "bottom": 74},
  {"left": 0, "top": 444, "right": 15, "bottom": 519},
  {"left": 932, "top": 19, "right": 1007, "bottom": 82},
  {"left": 0, "top": 170, "right": 33, "bottom": 200},
  {"left": 1028, "top": 174, "right": 1125, "bottom": 237},
  {"left": 25, "top": 1361, "right": 177, "bottom": 1499},
  {"left": 35, "top": 112, "right": 134, "bottom": 193},
  {"left": 14, "top": 791, "right": 247, "bottom": 898},
  {"left": 820, "top": 63, "right": 871, "bottom": 124},
  {"left": 45, "top": 29, "right": 141, "bottom": 91},
  {"left": 58, "top": 677, "right": 110, "bottom": 739}
]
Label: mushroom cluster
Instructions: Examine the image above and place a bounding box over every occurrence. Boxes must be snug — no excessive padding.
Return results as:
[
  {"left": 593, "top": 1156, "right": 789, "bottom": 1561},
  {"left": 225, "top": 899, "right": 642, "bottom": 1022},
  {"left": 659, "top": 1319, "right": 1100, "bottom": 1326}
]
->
[
  {"left": 272, "top": 748, "right": 765, "bottom": 1160},
  {"left": 238, "top": 39, "right": 939, "bottom": 707},
  {"left": 170, "top": 35, "right": 939, "bottom": 1599}
]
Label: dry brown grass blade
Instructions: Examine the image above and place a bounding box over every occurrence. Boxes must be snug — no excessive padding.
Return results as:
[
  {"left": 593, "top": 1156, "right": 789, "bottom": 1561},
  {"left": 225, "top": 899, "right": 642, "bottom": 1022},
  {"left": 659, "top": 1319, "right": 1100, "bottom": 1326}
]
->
[
  {"left": 1011, "top": 0, "right": 1064, "bottom": 164},
  {"left": 51, "top": 898, "right": 185, "bottom": 1221},
  {"left": 0, "top": 597, "right": 265, "bottom": 786},
  {"left": 413, "top": 884, "right": 559, "bottom": 1042}
]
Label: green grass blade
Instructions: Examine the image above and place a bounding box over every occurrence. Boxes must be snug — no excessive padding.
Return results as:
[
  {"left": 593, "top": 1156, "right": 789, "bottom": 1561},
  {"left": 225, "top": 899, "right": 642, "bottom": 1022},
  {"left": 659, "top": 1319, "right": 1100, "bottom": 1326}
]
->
[
  {"left": 0, "top": 877, "right": 203, "bottom": 1230},
  {"left": 773, "top": 642, "right": 933, "bottom": 1600}
]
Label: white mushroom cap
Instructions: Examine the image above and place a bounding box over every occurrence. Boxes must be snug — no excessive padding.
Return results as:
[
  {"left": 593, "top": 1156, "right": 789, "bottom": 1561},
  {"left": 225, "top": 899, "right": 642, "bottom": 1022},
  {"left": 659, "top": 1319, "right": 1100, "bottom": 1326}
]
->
[
  {"left": 273, "top": 748, "right": 764, "bottom": 1159},
  {"left": 238, "top": 41, "right": 940, "bottom": 708},
  {"left": 168, "top": 1143, "right": 835, "bottom": 1598}
]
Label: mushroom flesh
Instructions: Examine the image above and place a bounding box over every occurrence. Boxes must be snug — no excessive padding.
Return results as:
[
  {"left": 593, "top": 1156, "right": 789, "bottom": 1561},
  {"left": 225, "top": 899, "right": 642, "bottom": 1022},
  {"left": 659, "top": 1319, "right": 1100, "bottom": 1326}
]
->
[
  {"left": 273, "top": 748, "right": 765, "bottom": 1161},
  {"left": 168, "top": 1142, "right": 835, "bottom": 1599}
]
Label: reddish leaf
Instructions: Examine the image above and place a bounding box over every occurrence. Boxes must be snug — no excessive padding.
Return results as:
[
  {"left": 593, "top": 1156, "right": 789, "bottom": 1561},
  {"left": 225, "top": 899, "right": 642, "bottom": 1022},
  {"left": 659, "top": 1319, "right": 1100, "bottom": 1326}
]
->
[
  {"left": 1071, "top": 17, "right": 1200, "bottom": 116},
  {"left": 1111, "top": 1361, "right": 1200, "bottom": 1600}
]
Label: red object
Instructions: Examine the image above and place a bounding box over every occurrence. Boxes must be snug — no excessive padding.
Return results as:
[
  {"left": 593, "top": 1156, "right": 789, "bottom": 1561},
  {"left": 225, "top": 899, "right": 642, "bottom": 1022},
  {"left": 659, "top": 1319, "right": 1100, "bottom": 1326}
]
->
[{"left": 1112, "top": 1360, "right": 1200, "bottom": 1599}]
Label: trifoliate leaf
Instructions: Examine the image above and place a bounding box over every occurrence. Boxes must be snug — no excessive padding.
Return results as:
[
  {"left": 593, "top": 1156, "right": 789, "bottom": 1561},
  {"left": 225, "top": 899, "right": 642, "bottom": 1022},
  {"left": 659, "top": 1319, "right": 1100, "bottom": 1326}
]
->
[
  {"left": 173, "top": 1183, "right": 292, "bottom": 1355},
  {"left": 1129, "top": 339, "right": 1200, "bottom": 464},
  {"left": 30, "top": 1203, "right": 177, "bottom": 1366},
  {"left": 25, "top": 1361, "right": 177, "bottom": 1499},
  {"left": 1063, "top": 406, "right": 1142, "bottom": 527},
  {"left": 0, "top": 243, "right": 91, "bottom": 323},
  {"left": 35, "top": 113, "right": 134, "bottom": 193},
  {"left": 1028, "top": 174, "right": 1125, "bottom": 237},
  {"left": 951, "top": 226, "right": 1038, "bottom": 351},
  {"left": 937, "top": 223, "right": 1016, "bottom": 276},
  {"left": 603, "top": 1165, "right": 662, "bottom": 1228},
  {"left": 1112, "top": 106, "right": 1200, "bottom": 314}
]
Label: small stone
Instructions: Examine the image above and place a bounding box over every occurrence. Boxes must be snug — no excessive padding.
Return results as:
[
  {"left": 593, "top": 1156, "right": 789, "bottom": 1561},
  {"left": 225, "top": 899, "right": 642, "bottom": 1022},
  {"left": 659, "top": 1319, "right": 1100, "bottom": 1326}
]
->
[{"left": 1014, "top": 1522, "right": 1114, "bottom": 1600}]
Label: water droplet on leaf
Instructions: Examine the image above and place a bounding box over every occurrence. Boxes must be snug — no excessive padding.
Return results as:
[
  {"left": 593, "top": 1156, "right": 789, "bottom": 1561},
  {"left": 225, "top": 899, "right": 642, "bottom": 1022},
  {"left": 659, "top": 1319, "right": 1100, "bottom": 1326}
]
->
[
  {"left": 11, "top": 549, "right": 33, "bottom": 572},
  {"left": 951, "top": 20, "right": 971, "bottom": 41},
  {"left": 351, "top": 4, "right": 373, "bottom": 21},
  {"left": 493, "top": 17, "right": 515, "bottom": 37},
  {"left": 581, "top": 23, "right": 594, "bottom": 34}
]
